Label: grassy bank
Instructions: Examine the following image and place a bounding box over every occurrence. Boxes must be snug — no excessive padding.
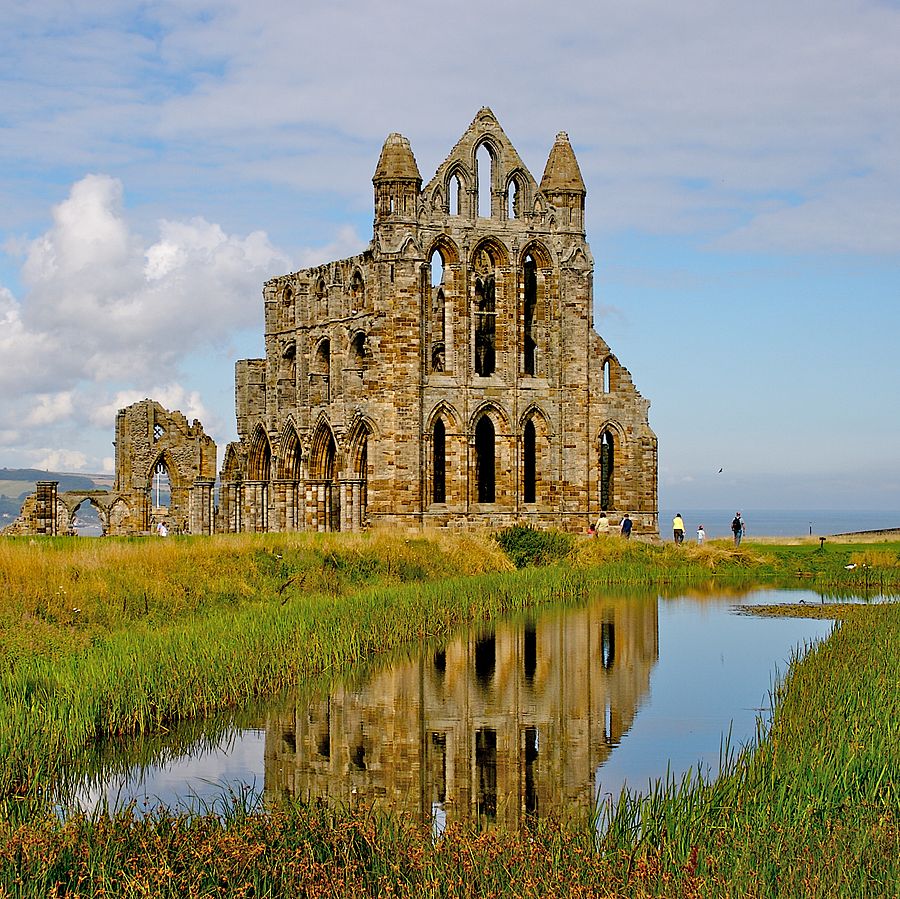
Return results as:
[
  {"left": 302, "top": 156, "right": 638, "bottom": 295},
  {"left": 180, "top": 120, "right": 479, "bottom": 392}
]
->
[{"left": 1, "top": 531, "right": 899, "bottom": 895}]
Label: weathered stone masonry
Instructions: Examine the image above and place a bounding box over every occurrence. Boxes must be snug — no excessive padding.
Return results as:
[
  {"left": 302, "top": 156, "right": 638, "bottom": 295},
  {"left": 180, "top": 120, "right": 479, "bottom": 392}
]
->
[
  {"left": 6, "top": 399, "right": 217, "bottom": 536},
  {"left": 220, "top": 108, "right": 657, "bottom": 535}
]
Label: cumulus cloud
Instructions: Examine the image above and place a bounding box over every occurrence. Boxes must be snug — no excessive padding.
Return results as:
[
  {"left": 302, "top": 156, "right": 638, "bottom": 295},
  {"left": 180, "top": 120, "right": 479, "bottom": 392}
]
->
[
  {"left": 24, "top": 392, "right": 75, "bottom": 427},
  {"left": 15, "top": 174, "right": 288, "bottom": 386},
  {"left": 0, "top": 174, "right": 294, "bottom": 469},
  {"left": 32, "top": 449, "right": 89, "bottom": 472}
]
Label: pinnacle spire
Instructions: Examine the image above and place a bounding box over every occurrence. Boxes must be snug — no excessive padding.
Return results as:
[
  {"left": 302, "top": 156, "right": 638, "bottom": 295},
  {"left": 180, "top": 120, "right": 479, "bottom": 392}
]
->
[
  {"left": 373, "top": 132, "right": 421, "bottom": 183},
  {"left": 540, "top": 132, "right": 586, "bottom": 194}
]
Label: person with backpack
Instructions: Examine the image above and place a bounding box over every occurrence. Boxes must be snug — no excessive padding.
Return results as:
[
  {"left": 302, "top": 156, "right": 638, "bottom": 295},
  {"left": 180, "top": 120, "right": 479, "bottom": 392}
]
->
[{"left": 731, "top": 512, "right": 744, "bottom": 546}]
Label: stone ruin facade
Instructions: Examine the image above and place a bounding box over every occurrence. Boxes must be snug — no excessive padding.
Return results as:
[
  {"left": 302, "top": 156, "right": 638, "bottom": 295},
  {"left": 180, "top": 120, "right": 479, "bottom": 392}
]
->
[
  {"left": 219, "top": 108, "right": 657, "bottom": 534},
  {"left": 6, "top": 109, "right": 658, "bottom": 539},
  {"left": 6, "top": 400, "right": 216, "bottom": 536}
]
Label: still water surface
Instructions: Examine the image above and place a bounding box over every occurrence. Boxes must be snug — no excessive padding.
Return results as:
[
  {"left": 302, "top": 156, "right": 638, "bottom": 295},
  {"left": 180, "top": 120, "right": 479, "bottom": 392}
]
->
[{"left": 73, "top": 587, "right": 835, "bottom": 827}]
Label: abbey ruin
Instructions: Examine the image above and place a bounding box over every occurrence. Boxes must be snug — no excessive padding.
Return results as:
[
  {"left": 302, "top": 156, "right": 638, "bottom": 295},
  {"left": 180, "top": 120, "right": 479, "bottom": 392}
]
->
[
  {"left": 7, "top": 109, "right": 657, "bottom": 537},
  {"left": 220, "top": 108, "right": 657, "bottom": 535}
]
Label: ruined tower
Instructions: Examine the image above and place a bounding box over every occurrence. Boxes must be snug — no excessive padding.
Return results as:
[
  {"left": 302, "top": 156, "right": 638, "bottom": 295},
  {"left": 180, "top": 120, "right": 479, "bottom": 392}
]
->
[{"left": 219, "top": 109, "right": 657, "bottom": 534}]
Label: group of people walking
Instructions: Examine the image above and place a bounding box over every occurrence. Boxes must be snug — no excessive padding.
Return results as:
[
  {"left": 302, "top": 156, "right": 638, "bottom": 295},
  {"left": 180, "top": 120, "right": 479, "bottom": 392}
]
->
[
  {"left": 590, "top": 511, "right": 747, "bottom": 544},
  {"left": 672, "top": 512, "right": 745, "bottom": 545}
]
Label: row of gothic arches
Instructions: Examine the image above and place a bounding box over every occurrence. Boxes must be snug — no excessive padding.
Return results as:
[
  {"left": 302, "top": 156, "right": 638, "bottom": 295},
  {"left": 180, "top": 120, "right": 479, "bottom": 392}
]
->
[
  {"left": 426, "top": 403, "right": 623, "bottom": 512},
  {"left": 430, "top": 138, "right": 541, "bottom": 222},
  {"left": 427, "top": 236, "right": 554, "bottom": 379},
  {"left": 221, "top": 417, "right": 373, "bottom": 533}
]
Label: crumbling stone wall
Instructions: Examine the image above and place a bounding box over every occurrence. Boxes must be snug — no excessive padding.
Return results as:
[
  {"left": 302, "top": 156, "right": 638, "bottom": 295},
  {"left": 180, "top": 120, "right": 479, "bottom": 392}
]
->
[
  {"left": 5, "top": 400, "right": 217, "bottom": 536},
  {"left": 221, "top": 108, "right": 658, "bottom": 535}
]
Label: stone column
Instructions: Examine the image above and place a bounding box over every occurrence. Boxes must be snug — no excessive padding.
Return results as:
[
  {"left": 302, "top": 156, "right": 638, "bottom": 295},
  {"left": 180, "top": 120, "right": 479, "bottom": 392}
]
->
[
  {"left": 243, "top": 480, "right": 269, "bottom": 532},
  {"left": 34, "top": 481, "right": 58, "bottom": 536},
  {"left": 190, "top": 479, "right": 215, "bottom": 535}
]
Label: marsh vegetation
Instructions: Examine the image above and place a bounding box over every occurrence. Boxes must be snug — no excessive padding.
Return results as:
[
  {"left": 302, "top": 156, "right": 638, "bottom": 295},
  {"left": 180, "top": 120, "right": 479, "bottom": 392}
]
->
[{"left": 0, "top": 529, "right": 898, "bottom": 896}]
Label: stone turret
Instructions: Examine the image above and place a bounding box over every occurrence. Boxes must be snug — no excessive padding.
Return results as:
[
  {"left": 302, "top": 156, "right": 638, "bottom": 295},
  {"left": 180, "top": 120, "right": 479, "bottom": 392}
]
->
[
  {"left": 540, "top": 131, "right": 586, "bottom": 232},
  {"left": 373, "top": 132, "right": 421, "bottom": 226}
]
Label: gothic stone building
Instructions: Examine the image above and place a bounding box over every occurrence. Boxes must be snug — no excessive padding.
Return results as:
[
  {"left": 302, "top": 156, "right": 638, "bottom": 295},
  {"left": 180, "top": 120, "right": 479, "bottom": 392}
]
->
[{"left": 219, "top": 108, "right": 657, "bottom": 535}]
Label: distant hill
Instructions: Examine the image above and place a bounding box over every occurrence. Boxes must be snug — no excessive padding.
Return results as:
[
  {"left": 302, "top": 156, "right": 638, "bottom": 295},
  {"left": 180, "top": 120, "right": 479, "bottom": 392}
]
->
[{"left": 0, "top": 469, "right": 113, "bottom": 525}]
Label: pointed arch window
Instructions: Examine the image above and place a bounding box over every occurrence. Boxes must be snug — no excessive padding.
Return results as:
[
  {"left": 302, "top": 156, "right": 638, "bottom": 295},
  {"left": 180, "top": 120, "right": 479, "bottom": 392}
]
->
[
  {"left": 603, "top": 359, "right": 611, "bottom": 393},
  {"left": 433, "top": 418, "right": 446, "bottom": 504},
  {"left": 507, "top": 177, "right": 522, "bottom": 220},
  {"left": 430, "top": 250, "right": 446, "bottom": 372},
  {"left": 473, "top": 247, "right": 497, "bottom": 378},
  {"left": 523, "top": 254, "right": 537, "bottom": 376},
  {"left": 600, "top": 430, "right": 615, "bottom": 510},
  {"left": 523, "top": 419, "right": 536, "bottom": 503},
  {"left": 475, "top": 416, "right": 496, "bottom": 503},
  {"left": 449, "top": 174, "right": 462, "bottom": 216},
  {"left": 476, "top": 143, "right": 493, "bottom": 218}
]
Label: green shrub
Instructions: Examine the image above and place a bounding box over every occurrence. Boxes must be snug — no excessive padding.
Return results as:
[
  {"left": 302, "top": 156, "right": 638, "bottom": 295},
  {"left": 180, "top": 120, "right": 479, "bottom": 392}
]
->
[{"left": 493, "top": 525, "right": 575, "bottom": 569}]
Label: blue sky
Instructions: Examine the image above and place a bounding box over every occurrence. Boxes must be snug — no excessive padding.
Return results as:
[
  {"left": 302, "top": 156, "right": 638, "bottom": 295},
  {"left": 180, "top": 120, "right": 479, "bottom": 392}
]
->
[{"left": 1, "top": 0, "right": 898, "bottom": 511}]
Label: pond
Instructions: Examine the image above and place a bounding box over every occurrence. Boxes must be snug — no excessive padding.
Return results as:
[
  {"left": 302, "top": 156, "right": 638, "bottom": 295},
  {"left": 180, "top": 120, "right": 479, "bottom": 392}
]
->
[{"left": 70, "top": 587, "right": 836, "bottom": 829}]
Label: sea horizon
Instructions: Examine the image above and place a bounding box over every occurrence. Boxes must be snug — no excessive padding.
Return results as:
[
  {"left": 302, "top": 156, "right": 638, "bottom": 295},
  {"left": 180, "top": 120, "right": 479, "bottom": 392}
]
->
[{"left": 658, "top": 508, "right": 900, "bottom": 541}]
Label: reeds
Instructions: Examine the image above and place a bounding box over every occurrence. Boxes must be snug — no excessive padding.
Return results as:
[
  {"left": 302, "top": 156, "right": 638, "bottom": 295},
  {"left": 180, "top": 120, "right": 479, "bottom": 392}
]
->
[{"left": 3, "top": 533, "right": 900, "bottom": 895}]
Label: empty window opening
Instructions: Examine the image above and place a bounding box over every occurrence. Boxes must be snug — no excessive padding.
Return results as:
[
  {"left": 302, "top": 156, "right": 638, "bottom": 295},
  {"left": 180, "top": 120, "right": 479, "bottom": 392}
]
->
[
  {"left": 152, "top": 460, "right": 171, "bottom": 510},
  {"left": 72, "top": 500, "right": 102, "bottom": 537},
  {"left": 449, "top": 174, "right": 461, "bottom": 216},
  {"left": 430, "top": 250, "right": 446, "bottom": 372},
  {"left": 433, "top": 418, "right": 446, "bottom": 503},
  {"left": 603, "top": 359, "right": 611, "bottom": 394},
  {"left": 523, "top": 419, "right": 536, "bottom": 503},
  {"left": 474, "top": 632, "right": 496, "bottom": 685},
  {"left": 153, "top": 423, "right": 164, "bottom": 443},
  {"left": 507, "top": 178, "right": 520, "bottom": 219},
  {"left": 319, "top": 429, "right": 336, "bottom": 480},
  {"left": 475, "top": 728, "right": 497, "bottom": 821},
  {"left": 476, "top": 143, "right": 493, "bottom": 218},
  {"left": 601, "top": 621, "right": 615, "bottom": 670},
  {"left": 475, "top": 416, "right": 496, "bottom": 503},
  {"left": 600, "top": 430, "right": 614, "bottom": 510},
  {"left": 523, "top": 255, "right": 537, "bottom": 376},
  {"left": 474, "top": 274, "right": 496, "bottom": 377},
  {"left": 433, "top": 648, "right": 446, "bottom": 678}
]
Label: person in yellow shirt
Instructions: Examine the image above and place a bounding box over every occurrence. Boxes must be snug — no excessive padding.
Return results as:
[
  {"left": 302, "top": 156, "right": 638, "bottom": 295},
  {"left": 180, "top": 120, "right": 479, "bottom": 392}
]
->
[{"left": 672, "top": 513, "right": 685, "bottom": 544}]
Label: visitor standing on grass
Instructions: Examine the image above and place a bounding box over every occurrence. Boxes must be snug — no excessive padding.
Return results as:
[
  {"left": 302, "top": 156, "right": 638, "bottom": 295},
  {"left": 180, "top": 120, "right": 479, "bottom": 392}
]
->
[
  {"left": 595, "top": 512, "right": 610, "bottom": 536},
  {"left": 697, "top": 524, "right": 707, "bottom": 544},
  {"left": 156, "top": 521, "right": 168, "bottom": 538},
  {"left": 673, "top": 513, "right": 685, "bottom": 544},
  {"left": 620, "top": 514, "right": 632, "bottom": 539},
  {"left": 731, "top": 512, "right": 744, "bottom": 546}
]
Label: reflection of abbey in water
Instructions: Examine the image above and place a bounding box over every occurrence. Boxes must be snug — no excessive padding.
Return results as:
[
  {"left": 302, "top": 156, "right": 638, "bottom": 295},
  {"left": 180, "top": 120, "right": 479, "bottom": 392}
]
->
[{"left": 265, "top": 597, "right": 658, "bottom": 828}]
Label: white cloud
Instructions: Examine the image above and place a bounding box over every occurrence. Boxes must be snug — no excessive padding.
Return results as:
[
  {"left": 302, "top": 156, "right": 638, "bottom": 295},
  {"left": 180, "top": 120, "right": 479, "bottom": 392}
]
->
[
  {"left": 33, "top": 449, "right": 89, "bottom": 472},
  {"left": 24, "top": 392, "right": 75, "bottom": 426}
]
